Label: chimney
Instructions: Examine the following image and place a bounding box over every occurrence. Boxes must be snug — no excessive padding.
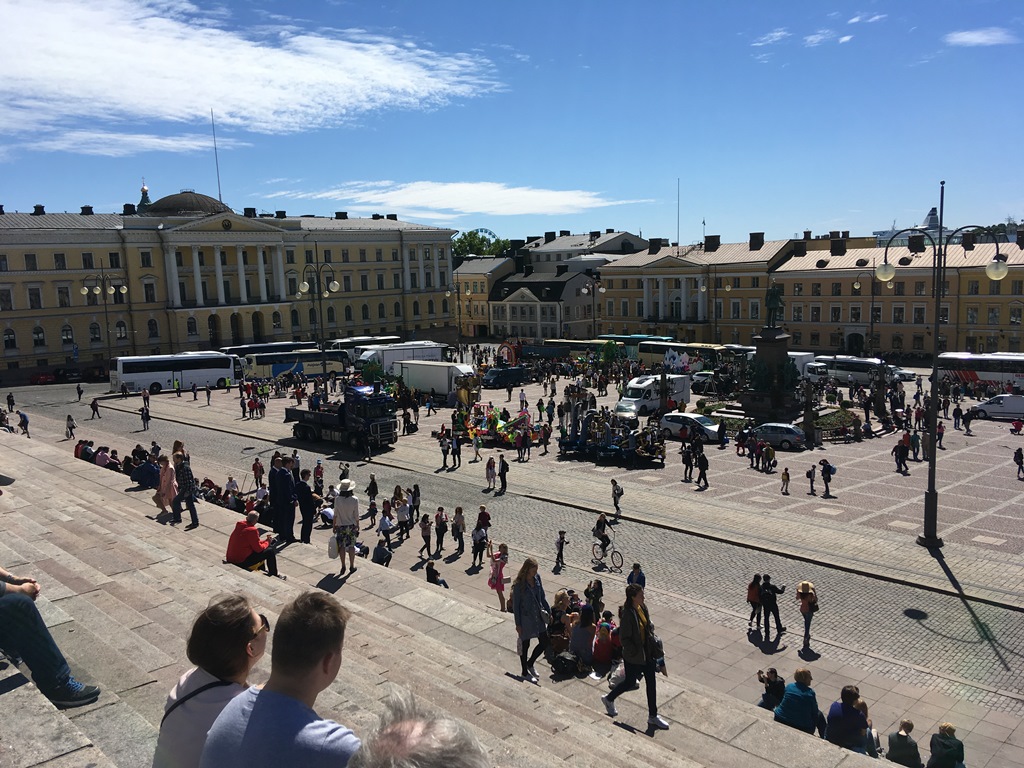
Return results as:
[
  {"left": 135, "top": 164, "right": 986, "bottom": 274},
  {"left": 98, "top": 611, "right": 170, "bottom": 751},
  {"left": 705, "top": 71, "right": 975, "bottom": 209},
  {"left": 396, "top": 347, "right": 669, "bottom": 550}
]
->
[
  {"left": 649, "top": 238, "right": 663, "bottom": 254},
  {"left": 0, "top": 205, "right": 4, "bottom": 215},
  {"left": 372, "top": 214, "right": 383, "bottom": 220},
  {"left": 275, "top": 210, "right": 287, "bottom": 218},
  {"left": 559, "top": 230, "right": 570, "bottom": 237},
  {"left": 828, "top": 230, "right": 840, "bottom": 239},
  {"left": 792, "top": 241, "right": 808, "bottom": 257},
  {"left": 803, "top": 230, "right": 812, "bottom": 240},
  {"left": 606, "top": 228, "right": 614, "bottom": 234},
  {"left": 31, "top": 204, "right": 45, "bottom": 215},
  {"left": 334, "top": 211, "right": 348, "bottom": 220},
  {"left": 830, "top": 238, "right": 847, "bottom": 256},
  {"left": 122, "top": 203, "right": 137, "bottom": 215},
  {"left": 523, "top": 265, "right": 533, "bottom": 277},
  {"left": 243, "top": 207, "right": 256, "bottom": 218},
  {"left": 386, "top": 213, "right": 398, "bottom": 221},
  {"left": 80, "top": 205, "right": 94, "bottom": 216},
  {"left": 545, "top": 231, "right": 556, "bottom": 243},
  {"left": 527, "top": 235, "right": 540, "bottom": 243},
  {"left": 556, "top": 264, "right": 568, "bottom": 275},
  {"left": 841, "top": 230, "right": 850, "bottom": 239},
  {"left": 749, "top": 232, "right": 765, "bottom": 251},
  {"left": 589, "top": 230, "right": 600, "bottom": 239},
  {"left": 704, "top": 234, "right": 721, "bottom": 252},
  {"left": 510, "top": 239, "right": 525, "bottom": 253}
]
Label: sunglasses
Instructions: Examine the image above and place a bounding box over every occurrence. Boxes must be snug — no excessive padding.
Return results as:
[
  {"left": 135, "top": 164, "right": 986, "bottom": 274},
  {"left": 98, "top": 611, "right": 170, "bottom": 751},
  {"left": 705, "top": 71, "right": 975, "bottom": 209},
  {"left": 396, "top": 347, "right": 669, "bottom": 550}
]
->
[{"left": 252, "top": 613, "right": 270, "bottom": 640}]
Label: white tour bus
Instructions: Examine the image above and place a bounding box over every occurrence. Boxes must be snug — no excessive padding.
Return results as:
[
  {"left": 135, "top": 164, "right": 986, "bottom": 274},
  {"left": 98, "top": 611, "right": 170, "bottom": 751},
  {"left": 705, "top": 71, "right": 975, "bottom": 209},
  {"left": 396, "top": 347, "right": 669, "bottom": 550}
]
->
[
  {"left": 111, "top": 352, "right": 244, "bottom": 394},
  {"left": 812, "top": 355, "right": 894, "bottom": 386}
]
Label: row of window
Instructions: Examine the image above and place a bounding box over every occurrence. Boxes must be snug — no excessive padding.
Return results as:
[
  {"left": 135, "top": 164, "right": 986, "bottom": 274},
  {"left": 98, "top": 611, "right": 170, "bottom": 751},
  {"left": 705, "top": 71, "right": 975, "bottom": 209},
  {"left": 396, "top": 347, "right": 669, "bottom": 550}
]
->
[
  {"left": 0, "top": 252, "right": 135, "bottom": 271},
  {"left": 2, "top": 320, "right": 147, "bottom": 350}
]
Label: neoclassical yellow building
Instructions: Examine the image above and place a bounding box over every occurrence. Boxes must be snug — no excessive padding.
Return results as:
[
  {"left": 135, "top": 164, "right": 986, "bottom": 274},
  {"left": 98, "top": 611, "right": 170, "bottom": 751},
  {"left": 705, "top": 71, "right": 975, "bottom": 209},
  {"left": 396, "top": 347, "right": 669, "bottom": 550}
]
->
[{"left": 0, "top": 188, "right": 456, "bottom": 381}]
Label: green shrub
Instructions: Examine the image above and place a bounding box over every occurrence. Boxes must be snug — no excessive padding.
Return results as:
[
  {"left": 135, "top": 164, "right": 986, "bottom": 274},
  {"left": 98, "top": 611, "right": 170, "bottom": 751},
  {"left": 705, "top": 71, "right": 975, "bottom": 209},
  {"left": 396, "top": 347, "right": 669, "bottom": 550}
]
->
[
  {"left": 840, "top": 399, "right": 854, "bottom": 409},
  {"left": 825, "top": 393, "right": 838, "bottom": 404},
  {"left": 695, "top": 399, "right": 707, "bottom": 410},
  {"left": 702, "top": 407, "right": 715, "bottom": 416}
]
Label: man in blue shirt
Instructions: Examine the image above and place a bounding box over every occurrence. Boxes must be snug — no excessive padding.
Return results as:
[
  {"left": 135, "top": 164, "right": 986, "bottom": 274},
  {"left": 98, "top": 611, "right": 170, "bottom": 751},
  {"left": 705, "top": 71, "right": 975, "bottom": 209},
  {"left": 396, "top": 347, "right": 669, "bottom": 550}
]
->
[
  {"left": 626, "top": 563, "right": 646, "bottom": 589},
  {"left": 201, "top": 592, "right": 360, "bottom": 768}
]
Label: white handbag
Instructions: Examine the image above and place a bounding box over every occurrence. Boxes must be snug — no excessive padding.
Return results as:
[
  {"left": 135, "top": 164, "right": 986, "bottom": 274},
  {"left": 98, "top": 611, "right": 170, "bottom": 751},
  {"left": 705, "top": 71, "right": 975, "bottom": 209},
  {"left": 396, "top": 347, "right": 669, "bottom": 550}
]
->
[{"left": 328, "top": 535, "right": 339, "bottom": 559}]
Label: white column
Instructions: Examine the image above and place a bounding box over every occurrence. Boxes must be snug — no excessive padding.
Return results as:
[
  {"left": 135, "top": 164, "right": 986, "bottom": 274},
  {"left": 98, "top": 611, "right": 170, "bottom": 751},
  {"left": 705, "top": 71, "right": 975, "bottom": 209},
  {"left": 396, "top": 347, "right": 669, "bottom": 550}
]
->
[
  {"left": 213, "top": 246, "right": 225, "bottom": 305},
  {"left": 235, "top": 245, "right": 248, "bottom": 304},
  {"left": 431, "top": 246, "right": 440, "bottom": 290},
  {"left": 256, "top": 246, "right": 268, "bottom": 303},
  {"left": 681, "top": 278, "right": 690, "bottom": 321},
  {"left": 416, "top": 245, "right": 426, "bottom": 292},
  {"left": 402, "top": 245, "right": 412, "bottom": 294},
  {"left": 190, "top": 245, "right": 204, "bottom": 307},
  {"left": 164, "top": 244, "right": 181, "bottom": 307},
  {"left": 643, "top": 278, "right": 652, "bottom": 319},
  {"left": 658, "top": 277, "right": 667, "bottom": 320},
  {"left": 273, "top": 245, "right": 286, "bottom": 301}
]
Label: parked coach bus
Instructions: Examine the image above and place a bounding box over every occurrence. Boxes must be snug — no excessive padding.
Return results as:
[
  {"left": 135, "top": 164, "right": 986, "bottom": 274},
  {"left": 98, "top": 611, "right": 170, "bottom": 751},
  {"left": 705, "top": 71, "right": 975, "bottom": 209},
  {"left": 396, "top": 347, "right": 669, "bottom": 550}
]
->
[{"left": 111, "top": 352, "right": 244, "bottom": 394}]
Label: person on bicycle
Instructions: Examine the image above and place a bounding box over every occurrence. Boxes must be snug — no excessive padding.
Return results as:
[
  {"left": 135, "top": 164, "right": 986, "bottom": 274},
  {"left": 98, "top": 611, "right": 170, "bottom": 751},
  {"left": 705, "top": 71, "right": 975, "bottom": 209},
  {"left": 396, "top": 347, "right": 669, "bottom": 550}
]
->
[{"left": 593, "top": 513, "right": 611, "bottom": 557}]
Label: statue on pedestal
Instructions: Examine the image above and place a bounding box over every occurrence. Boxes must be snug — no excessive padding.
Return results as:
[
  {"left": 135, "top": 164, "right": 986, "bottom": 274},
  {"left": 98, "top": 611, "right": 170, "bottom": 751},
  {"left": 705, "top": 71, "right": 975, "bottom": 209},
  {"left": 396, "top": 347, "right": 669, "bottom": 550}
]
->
[{"left": 765, "top": 282, "right": 784, "bottom": 329}]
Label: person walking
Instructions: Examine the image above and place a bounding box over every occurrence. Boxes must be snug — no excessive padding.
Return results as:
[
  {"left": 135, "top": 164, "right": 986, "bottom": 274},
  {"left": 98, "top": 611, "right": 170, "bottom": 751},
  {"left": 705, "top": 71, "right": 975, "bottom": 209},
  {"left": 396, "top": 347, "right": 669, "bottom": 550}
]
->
[
  {"left": 205, "top": 383, "right": 212, "bottom": 405},
  {"left": 171, "top": 452, "right": 199, "bottom": 529},
  {"left": 746, "top": 574, "right": 762, "bottom": 631},
  {"left": 497, "top": 452, "right": 509, "bottom": 494},
  {"left": 796, "top": 581, "right": 818, "bottom": 648},
  {"left": 610, "top": 479, "right": 624, "bottom": 519},
  {"left": 471, "top": 523, "right": 488, "bottom": 567},
  {"left": 600, "top": 584, "right": 670, "bottom": 730},
  {"left": 952, "top": 403, "right": 963, "bottom": 430},
  {"left": 439, "top": 436, "right": 450, "bottom": 469},
  {"left": 695, "top": 451, "right": 709, "bottom": 489},
  {"left": 487, "top": 540, "right": 510, "bottom": 611},
  {"left": 1016, "top": 447, "right": 1024, "bottom": 480},
  {"left": 417, "top": 514, "right": 433, "bottom": 559},
  {"left": 140, "top": 405, "right": 151, "bottom": 431},
  {"left": 90, "top": 398, "right": 101, "bottom": 419},
  {"left": 451, "top": 435, "right": 462, "bottom": 468},
  {"left": 759, "top": 574, "right": 785, "bottom": 638},
  {"left": 156, "top": 455, "right": 177, "bottom": 516},
  {"left": 554, "top": 530, "right": 568, "bottom": 569},
  {"left": 780, "top": 467, "right": 790, "bottom": 495},
  {"left": 333, "top": 479, "right": 361, "bottom": 575},
  {"left": 511, "top": 557, "right": 550, "bottom": 683},
  {"left": 65, "top": 414, "right": 78, "bottom": 440},
  {"left": 680, "top": 444, "right": 693, "bottom": 483},
  {"left": 820, "top": 460, "right": 833, "bottom": 498},
  {"left": 75, "top": 383, "right": 83, "bottom": 402},
  {"left": 963, "top": 407, "right": 974, "bottom": 436},
  {"left": 434, "top": 506, "right": 449, "bottom": 556},
  {"left": 451, "top": 506, "right": 466, "bottom": 555}
]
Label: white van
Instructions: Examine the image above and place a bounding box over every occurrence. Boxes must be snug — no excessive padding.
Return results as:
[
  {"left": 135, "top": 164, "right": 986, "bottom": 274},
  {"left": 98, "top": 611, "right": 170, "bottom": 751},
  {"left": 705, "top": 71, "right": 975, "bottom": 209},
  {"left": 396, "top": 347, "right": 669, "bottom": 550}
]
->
[
  {"left": 618, "top": 374, "right": 690, "bottom": 416},
  {"left": 972, "top": 394, "right": 1024, "bottom": 420}
]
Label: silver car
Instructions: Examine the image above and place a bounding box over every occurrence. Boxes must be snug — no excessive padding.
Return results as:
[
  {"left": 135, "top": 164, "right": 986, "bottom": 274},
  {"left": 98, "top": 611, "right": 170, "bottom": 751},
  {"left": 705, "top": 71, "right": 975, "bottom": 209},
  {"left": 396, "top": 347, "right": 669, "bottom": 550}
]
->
[{"left": 750, "top": 423, "right": 805, "bottom": 451}]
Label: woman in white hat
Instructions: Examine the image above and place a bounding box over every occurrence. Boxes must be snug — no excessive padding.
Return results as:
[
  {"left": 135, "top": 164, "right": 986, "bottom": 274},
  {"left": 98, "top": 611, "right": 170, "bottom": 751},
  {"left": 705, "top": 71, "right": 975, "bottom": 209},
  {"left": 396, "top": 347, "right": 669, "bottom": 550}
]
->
[
  {"left": 796, "top": 581, "right": 818, "bottom": 648},
  {"left": 333, "top": 479, "right": 360, "bottom": 575}
]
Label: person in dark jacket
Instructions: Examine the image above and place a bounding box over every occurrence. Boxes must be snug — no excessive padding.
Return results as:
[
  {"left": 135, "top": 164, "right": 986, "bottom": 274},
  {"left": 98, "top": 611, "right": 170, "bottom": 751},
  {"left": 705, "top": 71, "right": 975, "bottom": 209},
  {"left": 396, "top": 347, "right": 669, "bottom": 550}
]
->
[
  {"left": 272, "top": 458, "right": 297, "bottom": 542},
  {"left": 887, "top": 719, "right": 924, "bottom": 767},
  {"left": 600, "top": 584, "right": 670, "bottom": 730},
  {"left": 759, "top": 574, "right": 786, "bottom": 638},
  {"left": 510, "top": 557, "right": 550, "bottom": 683},
  {"left": 171, "top": 452, "right": 199, "bottom": 528},
  {"left": 925, "top": 722, "right": 965, "bottom": 768},
  {"left": 295, "top": 469, "right": 321, "bottom": 544},
  {"left": 756, "top": 668, "right": 785, "bottom": 710}
]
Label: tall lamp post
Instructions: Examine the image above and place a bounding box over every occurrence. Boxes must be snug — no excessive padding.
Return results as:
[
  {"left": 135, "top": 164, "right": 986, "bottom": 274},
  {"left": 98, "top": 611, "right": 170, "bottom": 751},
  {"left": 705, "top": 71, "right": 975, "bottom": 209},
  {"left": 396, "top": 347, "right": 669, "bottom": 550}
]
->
[
  {"left": 699, "top": 267, "right": 730, "bottom": 343},
  {"left": 580, "top": 278, "right": 606, "bottom": 338},
  {"left": 445, "top": 278, "right": 469, "bottom": 361},
  {"left": 852, "top": 267, "right": 881, "bottom": 357},
  {"left": 294, "top": 242, "right": 340, "bottom": 376},
  {"left": 876, "top": 181, "right": 1009, "bottom": 549},
  {"left": 80, "top": 257, "right": 127, "bottom": 366}
]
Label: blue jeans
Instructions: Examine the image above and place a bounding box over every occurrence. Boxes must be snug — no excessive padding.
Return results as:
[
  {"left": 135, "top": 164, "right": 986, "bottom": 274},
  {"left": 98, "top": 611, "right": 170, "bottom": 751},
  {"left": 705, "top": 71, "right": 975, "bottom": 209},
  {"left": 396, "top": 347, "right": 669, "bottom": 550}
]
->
[
  {"left": 0, "top": 592, "right": 72, "bottom": 694},
  {"left": 171, "top": 488, "right": 198, "bottom": 525}
]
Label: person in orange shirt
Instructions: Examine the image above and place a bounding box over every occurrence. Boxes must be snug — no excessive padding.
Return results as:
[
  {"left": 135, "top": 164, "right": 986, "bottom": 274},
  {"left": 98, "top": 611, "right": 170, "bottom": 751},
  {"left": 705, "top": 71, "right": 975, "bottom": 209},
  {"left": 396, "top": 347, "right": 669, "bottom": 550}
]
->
[{"left": 226, "top": 512, "right": 284, "bottom": 579}]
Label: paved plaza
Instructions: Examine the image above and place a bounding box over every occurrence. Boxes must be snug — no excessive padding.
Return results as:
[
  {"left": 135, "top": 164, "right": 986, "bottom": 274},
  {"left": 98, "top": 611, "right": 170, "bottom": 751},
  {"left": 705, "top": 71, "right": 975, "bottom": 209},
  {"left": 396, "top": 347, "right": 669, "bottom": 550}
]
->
[{"left": 8, "top": 377, "right": 1024, "bottom": 766}]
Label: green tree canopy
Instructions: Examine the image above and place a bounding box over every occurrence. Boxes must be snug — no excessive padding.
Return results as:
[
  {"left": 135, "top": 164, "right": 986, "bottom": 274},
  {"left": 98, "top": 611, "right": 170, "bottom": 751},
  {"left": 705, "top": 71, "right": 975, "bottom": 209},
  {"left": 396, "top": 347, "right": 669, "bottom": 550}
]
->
[{"left": 453, "top": 231, "right": 510, "bottom": 258}]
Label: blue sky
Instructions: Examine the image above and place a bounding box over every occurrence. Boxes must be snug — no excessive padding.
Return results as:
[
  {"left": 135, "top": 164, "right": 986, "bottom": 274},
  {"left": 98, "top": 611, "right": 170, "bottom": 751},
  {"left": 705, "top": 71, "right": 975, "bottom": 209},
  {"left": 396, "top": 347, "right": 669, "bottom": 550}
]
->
[{"left": 1, "top": 0, "right": 1021, "bottom": 243}]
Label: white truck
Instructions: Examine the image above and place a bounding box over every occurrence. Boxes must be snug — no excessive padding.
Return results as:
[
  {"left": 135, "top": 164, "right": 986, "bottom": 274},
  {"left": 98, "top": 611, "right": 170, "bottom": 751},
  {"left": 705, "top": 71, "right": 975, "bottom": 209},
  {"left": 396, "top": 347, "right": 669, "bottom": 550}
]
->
[
  {"left": 355, "top": 341, "right": 448, "bottom": 373},
  {"left": 618, "top": 374, "right": 691, "bottom": 416},
  {"left": 787, "top": 351, "right": 817, "bottom": 376},
  {"left": 394, "top": 360, "right": 475, "bottom": 397}
]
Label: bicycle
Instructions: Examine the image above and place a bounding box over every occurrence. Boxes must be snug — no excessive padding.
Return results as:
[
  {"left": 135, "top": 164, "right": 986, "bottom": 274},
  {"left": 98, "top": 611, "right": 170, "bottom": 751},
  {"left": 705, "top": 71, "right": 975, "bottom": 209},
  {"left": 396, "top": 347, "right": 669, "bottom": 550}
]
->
[{"left": 591, "top": 533, "right": 623, "bottom": 572}]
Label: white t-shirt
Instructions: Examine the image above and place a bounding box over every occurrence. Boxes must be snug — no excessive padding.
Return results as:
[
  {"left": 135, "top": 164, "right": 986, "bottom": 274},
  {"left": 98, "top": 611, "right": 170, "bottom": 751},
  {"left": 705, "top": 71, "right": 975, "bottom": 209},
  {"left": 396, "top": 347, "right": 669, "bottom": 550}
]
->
[{"left": 153, "top": 667, "right": 245, "bottom": 768}]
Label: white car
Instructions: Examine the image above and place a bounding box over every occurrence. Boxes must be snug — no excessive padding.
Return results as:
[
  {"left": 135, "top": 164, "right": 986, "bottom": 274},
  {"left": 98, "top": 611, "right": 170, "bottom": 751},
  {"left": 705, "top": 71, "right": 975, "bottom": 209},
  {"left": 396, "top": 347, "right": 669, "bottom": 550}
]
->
[
  {"left": 659, "top": 413, "right": 719, "bottom": 442},
  {"left": 892, "top": 368, "right": 916, "bottom": 382}
]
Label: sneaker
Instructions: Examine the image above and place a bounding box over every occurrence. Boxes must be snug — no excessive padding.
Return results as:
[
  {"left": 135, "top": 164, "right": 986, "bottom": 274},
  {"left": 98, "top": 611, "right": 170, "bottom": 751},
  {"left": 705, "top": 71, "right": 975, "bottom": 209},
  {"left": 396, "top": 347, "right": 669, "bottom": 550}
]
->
[
  {"left": 47, "top": 677, "right": 100, "bottom": 709},
  {"left": 522, "top": 669, "right": 538, "bottom": 683},
  {"left": 601, "top": 694, "right": 618, "bottom": 717},
  {"left": 527, "top": 665, "right": 538, "bottom": 680},
  {"left": 648, "top": 714, "right": 670, "bottom": 730}
]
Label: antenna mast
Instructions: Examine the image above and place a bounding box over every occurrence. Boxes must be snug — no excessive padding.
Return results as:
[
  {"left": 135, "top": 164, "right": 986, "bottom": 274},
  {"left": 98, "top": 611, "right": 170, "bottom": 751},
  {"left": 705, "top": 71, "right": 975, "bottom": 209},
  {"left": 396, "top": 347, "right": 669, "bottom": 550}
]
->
[{"left": 211, "top": 109, "right": 223, "bottom": 202}]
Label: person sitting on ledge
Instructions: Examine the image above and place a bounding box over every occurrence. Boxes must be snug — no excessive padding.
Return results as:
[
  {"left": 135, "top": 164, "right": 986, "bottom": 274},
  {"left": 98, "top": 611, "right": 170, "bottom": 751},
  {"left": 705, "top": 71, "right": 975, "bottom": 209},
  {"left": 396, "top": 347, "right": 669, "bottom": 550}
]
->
[
  {"left": 226, "top": 512, "right": 284, "bottom": 579},
  {"left": 0, "top": 563, "right": 100, "bottom": 708}
]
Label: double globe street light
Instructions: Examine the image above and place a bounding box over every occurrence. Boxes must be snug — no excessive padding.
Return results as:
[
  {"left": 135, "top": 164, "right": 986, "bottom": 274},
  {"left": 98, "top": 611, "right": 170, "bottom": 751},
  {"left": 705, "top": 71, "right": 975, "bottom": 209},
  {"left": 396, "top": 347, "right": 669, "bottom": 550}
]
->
[
  {"left": 580, "top": 279, "right": 606, "bottom": 338},
  {"left": 295, "top": 242, "right": 339, "bottom": 376},
  {"left": 81, "top": 262, "right": 128, "bottom": 364}
]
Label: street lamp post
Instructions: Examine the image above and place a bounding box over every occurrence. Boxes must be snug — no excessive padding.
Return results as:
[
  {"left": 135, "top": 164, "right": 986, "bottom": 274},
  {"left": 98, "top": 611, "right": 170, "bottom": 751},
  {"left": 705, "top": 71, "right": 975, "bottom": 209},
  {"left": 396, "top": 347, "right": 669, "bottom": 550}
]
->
[
  {"left": 445, "top": 277, "right": 469, "bottom": 361},
  {"left": 294, "top": 242, "right": 340, "bottom": 376},
  {"left": 580, "top": 278, "right": 606, "bottom": 338},
  {"left": 80, "top": 257, "right": 127, "bottom": 366},
  {"left": 852, "top": 268, "right": 880, "bottom": 357},
  {"left": 877, "top": 181, "right": 1008, "bottom": 549},
  {"left": 699, "top": 267, "right": 731, "bottom": 343}
]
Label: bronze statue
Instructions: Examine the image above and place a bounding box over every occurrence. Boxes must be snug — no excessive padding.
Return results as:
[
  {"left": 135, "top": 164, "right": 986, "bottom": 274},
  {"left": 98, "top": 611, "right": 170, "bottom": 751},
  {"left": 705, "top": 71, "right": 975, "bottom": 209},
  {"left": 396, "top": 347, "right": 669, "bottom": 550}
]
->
[{"left": 765, "top": 282, "right": 784, "bottom": 328}]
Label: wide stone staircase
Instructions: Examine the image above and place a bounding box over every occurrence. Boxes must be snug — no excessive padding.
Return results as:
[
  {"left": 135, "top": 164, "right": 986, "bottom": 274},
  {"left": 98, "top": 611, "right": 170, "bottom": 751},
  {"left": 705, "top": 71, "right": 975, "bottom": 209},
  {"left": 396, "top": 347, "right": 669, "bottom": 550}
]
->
[{"left": 0, "top": 433, "right": 875, "bottom": 768}]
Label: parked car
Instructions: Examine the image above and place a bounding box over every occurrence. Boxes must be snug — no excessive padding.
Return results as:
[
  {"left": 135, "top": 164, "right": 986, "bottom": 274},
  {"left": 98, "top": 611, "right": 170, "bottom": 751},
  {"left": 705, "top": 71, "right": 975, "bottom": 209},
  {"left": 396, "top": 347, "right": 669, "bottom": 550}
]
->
[
  {"left": 29, "top": 371, "right": 57, "bottom": 385},
  {"left": 972, "top": 394, "right": 1024, "bottom": 420},
  {"left": 53, "top": 367, "right": 83, "bottom": 383},
  {"left": 613, "top": 400, "right": 640, "bottom": 428},
  {"left": 892, "top": 367, "right": 916, "bottom": 382},
  {"left": 659, "top": 412, "right": 719, "bottom": 442},
  {"left": 750, "top": 423, "right": 805, "bottom": 451}
]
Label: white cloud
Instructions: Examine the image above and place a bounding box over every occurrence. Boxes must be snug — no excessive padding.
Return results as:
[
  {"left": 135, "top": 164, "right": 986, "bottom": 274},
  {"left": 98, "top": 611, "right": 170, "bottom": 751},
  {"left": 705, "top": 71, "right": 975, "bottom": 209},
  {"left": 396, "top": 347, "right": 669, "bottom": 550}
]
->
[
  {"left": 0, "top": 0, "right": 499, "bottom": 153},
  {"left": 751, "top": 28, "right": 791, "bottom": 47},
  {"left": 18, "top": 130, "right": 250, "bottom": 157},
  {"left": 944, "top": 27, "right": 1019, "bottom": 46},
  {"left": 804, "top": 29, "right": 835, "bottom": 47},
  {"left": 264, "top": 180, "right": 651, "bottom": 218},
  {"left": 849, "top": 13, "right": 886, "bottom": 24},
  {"left": 839, "top": 35, "right": 854, "bottom": 44}
]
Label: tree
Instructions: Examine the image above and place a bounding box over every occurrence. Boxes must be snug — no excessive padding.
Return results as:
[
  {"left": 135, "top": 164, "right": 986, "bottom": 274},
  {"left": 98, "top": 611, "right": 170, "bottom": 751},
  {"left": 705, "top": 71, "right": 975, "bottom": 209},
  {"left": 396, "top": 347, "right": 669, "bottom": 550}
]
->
[{"left": 453, "top": 231, "right": 510, "bottom": 258}]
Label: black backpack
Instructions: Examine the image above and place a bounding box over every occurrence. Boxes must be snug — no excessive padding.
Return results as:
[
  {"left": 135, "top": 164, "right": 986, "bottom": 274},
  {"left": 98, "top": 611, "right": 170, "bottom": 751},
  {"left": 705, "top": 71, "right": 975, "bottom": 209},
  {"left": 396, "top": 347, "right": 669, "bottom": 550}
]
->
[{"left": 551, "top": 651, "right": 581, "bottom": 677}]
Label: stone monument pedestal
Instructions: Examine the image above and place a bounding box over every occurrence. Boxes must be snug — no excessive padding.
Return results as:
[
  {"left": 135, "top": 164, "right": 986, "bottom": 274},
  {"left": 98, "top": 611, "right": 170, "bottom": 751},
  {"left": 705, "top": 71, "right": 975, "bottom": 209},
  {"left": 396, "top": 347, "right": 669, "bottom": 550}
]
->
[{"left": 735, "top": 326, "right": 803, "bottom": 422}]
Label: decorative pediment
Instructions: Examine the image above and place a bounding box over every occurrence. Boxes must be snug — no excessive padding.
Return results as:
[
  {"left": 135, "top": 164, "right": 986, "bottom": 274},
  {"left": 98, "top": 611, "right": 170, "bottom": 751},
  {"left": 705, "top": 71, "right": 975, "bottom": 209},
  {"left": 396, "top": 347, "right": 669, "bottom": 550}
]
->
[
  {"left": 499, "top": 287, "right": 541, "bottom": 303},
  {"left": 167, "top": 213, "right": 286, "bottom": 235}
]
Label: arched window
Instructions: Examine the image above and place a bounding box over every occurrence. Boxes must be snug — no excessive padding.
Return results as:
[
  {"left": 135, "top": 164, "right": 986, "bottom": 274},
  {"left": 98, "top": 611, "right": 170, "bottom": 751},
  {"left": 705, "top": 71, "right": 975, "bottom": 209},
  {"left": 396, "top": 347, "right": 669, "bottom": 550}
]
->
[
  {"left": 32, "top": 326, "right": 45, "bottom": 347},
  {"left": 89, "top": 322, "right": 102, "bottom": 342},
  {"left": 147, "top": 319, "right": 159, "bottom": 338},
  {"left": 309, "top": 308, "right": 317, "bottom": 325},
  {"left": 442, "top": 298, "right": 449, "bottom": 314},
  {"left": 413, "top": 301, "right": 420, "bottom": 317},
  {"left": 344, "top": 306, "right": 353, "bottom": 322},
  {"left": 272, "top": 311, "right": 282, "bottom": 329},
  {"left": 290, "top": 309, "right": 300, "bottom": 329},
  {"left": 3, "top": 329, "right": 16, "bottom": 350},
  {"left": 394, "top": 302, "right": 402, "bottom": 318},
  {"left": 427, "top": 299, "right": 435, "bottom": 315},
  {"left": 186, "top": 318, "right": 198, "bottom": 337},
  {"left": 378, "top": 303, "right": 386, "bottom": 319},
  {"left": 361, "top": 304, "right": 370, "bottom": 321},
  {"left": 61, "top": 324, "right": 74, "bottom": 344},
  {"left": 327, "top": 306, "right": 336, "bottom": 323},
  {"left": 115, "top": 321, "right": 128, "bottom": 340}
]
